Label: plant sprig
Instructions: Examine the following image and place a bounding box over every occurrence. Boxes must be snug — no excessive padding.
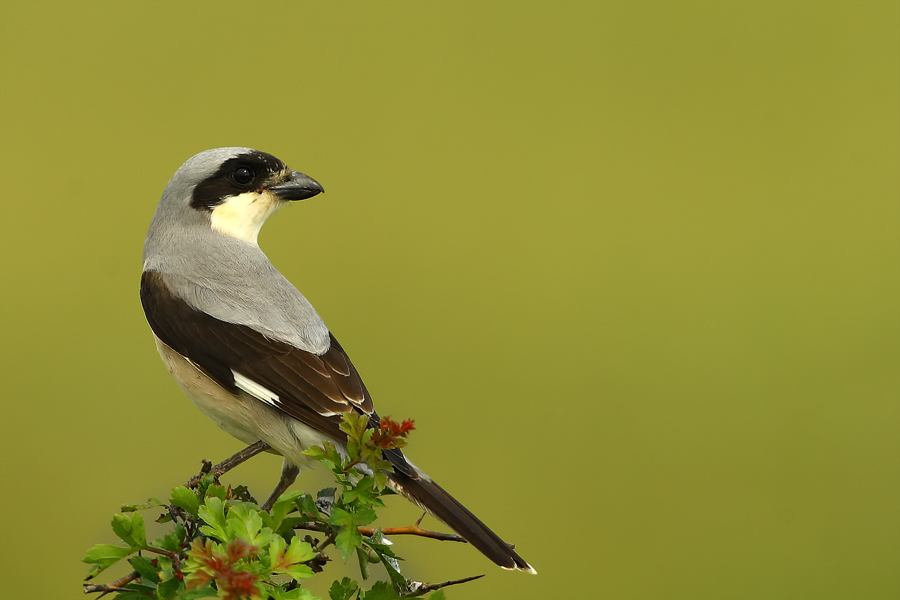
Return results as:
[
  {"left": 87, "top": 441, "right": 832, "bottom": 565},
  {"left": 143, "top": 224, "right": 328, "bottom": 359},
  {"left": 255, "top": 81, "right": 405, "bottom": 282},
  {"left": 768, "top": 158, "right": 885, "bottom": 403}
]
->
[{"left": 84, "top": 414, "right": 468, "bottom": 600}]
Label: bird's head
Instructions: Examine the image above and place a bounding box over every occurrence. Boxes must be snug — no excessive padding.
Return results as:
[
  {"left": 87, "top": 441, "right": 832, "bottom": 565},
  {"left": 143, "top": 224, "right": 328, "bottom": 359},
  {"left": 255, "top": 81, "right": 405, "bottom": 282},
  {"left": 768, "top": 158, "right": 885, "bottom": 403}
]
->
[{"left": 156, "top": 147, "right": 324, "bottom": 246}]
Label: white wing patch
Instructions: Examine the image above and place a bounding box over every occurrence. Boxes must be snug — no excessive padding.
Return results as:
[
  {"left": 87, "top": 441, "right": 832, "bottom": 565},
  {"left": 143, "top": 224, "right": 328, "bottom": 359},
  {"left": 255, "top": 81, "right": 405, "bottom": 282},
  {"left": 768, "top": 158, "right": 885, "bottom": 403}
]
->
[{"left": 233, "top": 371, "right": 279, "bottom": 407}]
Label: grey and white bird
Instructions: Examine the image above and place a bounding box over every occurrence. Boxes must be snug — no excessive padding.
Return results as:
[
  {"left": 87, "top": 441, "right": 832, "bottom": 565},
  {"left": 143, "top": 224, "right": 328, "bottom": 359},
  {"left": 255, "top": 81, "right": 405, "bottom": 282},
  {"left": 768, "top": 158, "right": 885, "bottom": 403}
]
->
[{"left": 140, "top": 147, "right": 535, "bottom": 574}]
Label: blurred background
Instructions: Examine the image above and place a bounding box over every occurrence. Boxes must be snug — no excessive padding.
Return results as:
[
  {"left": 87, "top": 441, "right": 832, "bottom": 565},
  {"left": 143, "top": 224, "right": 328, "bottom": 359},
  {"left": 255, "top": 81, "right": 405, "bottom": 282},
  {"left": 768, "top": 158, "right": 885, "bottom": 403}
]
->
[{"left": 0, "top": 1, "right": 897, "bottom": 598}]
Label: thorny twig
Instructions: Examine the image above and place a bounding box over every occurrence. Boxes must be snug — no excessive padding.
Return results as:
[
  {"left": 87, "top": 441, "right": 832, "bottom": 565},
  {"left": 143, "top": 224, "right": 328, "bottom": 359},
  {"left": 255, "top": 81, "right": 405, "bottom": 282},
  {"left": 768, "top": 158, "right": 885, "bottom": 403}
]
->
[
  {"left": 83, "top": 570, "right": 139, "bottom": 595},
  {"left": 184, "top": 441, "right": 270, "bottom": 489},
  {"left": 401, "top": 574, "right": 485, "bottom": 597}
]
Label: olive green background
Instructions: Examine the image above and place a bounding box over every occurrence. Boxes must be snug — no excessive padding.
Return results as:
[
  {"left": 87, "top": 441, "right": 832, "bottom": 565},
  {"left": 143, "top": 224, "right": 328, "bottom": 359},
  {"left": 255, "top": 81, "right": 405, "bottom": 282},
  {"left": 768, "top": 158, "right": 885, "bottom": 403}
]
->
[{"left": 0, "top": 1, "right": 897, "bottom": 598}]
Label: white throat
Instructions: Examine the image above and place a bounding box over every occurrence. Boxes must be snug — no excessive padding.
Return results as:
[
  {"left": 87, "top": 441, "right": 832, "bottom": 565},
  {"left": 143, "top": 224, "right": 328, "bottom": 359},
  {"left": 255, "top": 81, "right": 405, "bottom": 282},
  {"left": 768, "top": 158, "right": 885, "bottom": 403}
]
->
[{"left": 209, "top": 190, "right": 286, "bottom": 245}]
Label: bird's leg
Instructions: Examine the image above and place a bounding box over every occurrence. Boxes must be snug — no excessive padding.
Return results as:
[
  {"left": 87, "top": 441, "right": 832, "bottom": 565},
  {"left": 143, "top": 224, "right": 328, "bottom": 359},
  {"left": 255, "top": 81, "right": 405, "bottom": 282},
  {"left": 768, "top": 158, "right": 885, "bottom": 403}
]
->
[{"left": 261, "top": 458, "right": 300, "bottom": 511}]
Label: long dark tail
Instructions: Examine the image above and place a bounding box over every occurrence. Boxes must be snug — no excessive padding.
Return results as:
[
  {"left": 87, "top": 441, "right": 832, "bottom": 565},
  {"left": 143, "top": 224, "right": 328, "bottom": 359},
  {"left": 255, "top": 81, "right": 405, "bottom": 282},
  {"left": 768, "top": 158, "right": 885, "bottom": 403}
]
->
[{"left": 388, "top": 471, "right": 536, "bottom": 574}]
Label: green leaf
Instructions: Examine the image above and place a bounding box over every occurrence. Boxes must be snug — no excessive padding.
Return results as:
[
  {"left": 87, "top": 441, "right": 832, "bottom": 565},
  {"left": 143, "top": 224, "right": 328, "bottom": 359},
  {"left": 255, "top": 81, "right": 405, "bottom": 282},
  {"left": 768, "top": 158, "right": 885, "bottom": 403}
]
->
[
  {"left": 267, "top": 534, "right": 287, "bottom": 566},
  {"left": 197, "top": 496, "right": 228, "bottom": 542},
  {"left": 284, "top": 537, "right": 316, "bottom": 564},
  {"left": 83, "top": 543, "right": 134, "bottom": 564},
  {"left": 302, "top": 446, "right": 327, "bottom": 460},
  {"left": 334, "top": 526, "right": 362, "bottom": 561},
  {"left": 155, "top": 574, "right": 182, "bottom": 599},
  {"left": 156, "top": 523, "right": 186, "bottom": 552},
  {"left": 427, "top": 591, "right": 446, "bottom": 600},
  {"left": 111, "top": 512, "right": 147, "bottom": 548},
  {"left": 279, "top": 516, "right": 309, "bottom": 533},
  {"left": 226, "top": 502, "right": 265, "bottom": 545},
  {"left": 205, "top": 484, "right": 227, "bottom": 501},
  {"left": 83, "top": 543, "right": 134, "bottom": 577},
  {"left": 276, "top": 588, "right": 322, "bottom": 600},
  {"left": 230, "top": 484, "right": 256, "bottom": 504},
  {"left": 329, "top": 577, "right": 359, "bottom": 600},
  {"left": 270, "top": 537, "right": 316, "bottom": 580},
  {"left": 120, "top": 582, "right": 158, "bottom": 594},
  {"left": 356, "top": 546, "right": 371, "bottom": 580},
  {"left": 296, "top": 493, "right": 320, "bottom": 519},
  {"left": 180, "top": 584, "right": 219, "bottom": 600},
  {"left": 170, "top": 486, "right": 200, "bottom": 517},
  {"left": 197, "top": 473, "right": 216, "bottom": 495},
  {"left": 343, "top": 477, "right": 384, "bottom": 508},
  {"left": 267, "top": 489, "right": 305, "bottom": 530},
  {"left": 128, "top": 555, "right": 160, "bottom": 584},
  {"left": 354, "top": 507, "right": 377, "bottom": 527},
  {"left": 285, "top": 563, "right": 316, "bottom": 580},
  {"left": 329, "top": 506, "right": 376, "bottom": 561},
  {"left": 376, "top": 550, "right": 405, "bottom": 589},
  {"left": 113, "top": 592, "right": 157, "bottom": 600},
  {"left": 362, "top": 581, "right": 401, "bottom": 600}
]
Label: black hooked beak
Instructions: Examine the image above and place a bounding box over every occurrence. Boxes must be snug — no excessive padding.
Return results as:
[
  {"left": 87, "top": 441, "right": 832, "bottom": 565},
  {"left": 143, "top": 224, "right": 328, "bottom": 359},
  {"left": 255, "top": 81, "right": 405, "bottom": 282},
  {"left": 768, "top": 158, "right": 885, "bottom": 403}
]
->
[{"left": 268, "top": 171, "right": 324, "bottom": 201}]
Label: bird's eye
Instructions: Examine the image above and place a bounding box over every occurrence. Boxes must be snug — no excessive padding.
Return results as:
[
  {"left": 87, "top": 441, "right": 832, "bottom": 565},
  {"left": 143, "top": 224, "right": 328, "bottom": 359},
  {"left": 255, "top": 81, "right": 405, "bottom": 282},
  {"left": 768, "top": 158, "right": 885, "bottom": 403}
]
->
[{"left": 232, "top": 167, "right": 254, "bottom": 185}]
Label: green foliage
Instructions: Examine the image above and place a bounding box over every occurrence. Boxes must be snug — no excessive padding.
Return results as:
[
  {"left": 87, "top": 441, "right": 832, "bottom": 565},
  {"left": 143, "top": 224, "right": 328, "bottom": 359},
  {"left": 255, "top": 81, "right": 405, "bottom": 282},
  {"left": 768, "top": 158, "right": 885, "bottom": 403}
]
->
[{"left": 84, "top": 414, "right": 453, "bottom": 599}]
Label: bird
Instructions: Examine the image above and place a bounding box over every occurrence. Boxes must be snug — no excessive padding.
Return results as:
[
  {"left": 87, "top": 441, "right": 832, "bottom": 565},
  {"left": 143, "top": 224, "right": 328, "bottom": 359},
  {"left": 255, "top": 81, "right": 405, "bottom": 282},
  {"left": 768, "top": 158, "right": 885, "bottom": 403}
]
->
[{"left": 140, "top": 147, "right": 535, "bottom": 574}]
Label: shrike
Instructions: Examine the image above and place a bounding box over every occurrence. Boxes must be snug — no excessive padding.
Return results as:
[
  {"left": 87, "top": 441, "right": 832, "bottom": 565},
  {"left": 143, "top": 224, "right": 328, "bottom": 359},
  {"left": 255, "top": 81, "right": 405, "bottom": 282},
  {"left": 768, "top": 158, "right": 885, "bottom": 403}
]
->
[{"left": 140, "top": 148, "right": 534, "bottom": 573}]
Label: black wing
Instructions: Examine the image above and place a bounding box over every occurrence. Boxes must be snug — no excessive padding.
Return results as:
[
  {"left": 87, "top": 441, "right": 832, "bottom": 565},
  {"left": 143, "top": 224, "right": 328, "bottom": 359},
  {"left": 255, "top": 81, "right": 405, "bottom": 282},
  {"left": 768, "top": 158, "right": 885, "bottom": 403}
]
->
[{"left": 140, "top": 269, "right": 413, "bottom": 476}]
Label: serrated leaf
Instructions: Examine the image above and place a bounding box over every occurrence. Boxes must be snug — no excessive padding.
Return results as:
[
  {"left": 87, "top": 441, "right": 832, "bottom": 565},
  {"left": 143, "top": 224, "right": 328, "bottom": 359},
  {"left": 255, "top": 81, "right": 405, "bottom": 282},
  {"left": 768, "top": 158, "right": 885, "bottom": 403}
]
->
[
  {"left": 197, "top": 496, "right": 228, "bottom": 542},
  {"left": 268, "top": 489, "right": 305, "bottom": 529},
  {"left": 180, "top": 584, "right": 219, "bottom": 600},
  {"left": 205, "top": 484, "right": 227, "bottom": 501},
  {"left": 121, "top": 582, "right": 158, "bottom": 594},
  {"left": 284, "top": 537, "right": 316, "bottom": 564},
  {"left": 279, "top": 516, "right": 309, "bottom": 532},
  {"left": 285, "top": 563, "right": 315, "bottom": 580},
  {"left": 83, "top": 543, "right": 133, "bottom": 577},
  {"left": 296, "top": 494, "right": 320, "bottom": 519},
  {"left": 267, "top": 534, "right": 287, "bottom": 566},
  {"left": 230, "top": 484, "right": 256, "bottom": 504},
  {"left": 128, "top": 555, "right": 160, "bottom": 584},
  {"left": 343, "top": 477, "right": 384, "bottom": 508},
  {"left": 226, "top": 502, "right": 264, "bottom": 544},
  {"left": 329, "top": 577, "right": 359, "bottom": 600},
  {"left": 354, "top": 507, "right": 377, "bottom": 527},
  {"left": 271, "top": 537, "right": 316, "bottom": 580},
  {"left": 83, "top": 543, "right": 134, "bottom": 563},
  {"left": 156, "top": 523, "right": 187, "bottom": 552},
  {"left": 276, "top": 588, "right": 322, "bottom": 600},
  {"left": 378, "top": 552, "right": 406, "bottom": 589},
  {"left": 170, "top": 486, "right": 200, "bottom": 517},
  {"left": 331, "top": 514, "right": 363, "bottom": 561},
  {"left": 156, "top": 574, "right": 182, "bottom": 599},
  {"left": 111, "top": 513, "right": 147, "bottom": 548},
  {"left": 362, "top": 581, "right": 401, "bottom": 600},
  {"left": 113, "top": 592, "right": 158, "bottom": 600},
  {"left": 330, "top": 513, "right": 362, "bottom": 560},
  {"left": 197, "top": 473, "right": 216, "bottom": 494},
  {"left": 302, "top": 446, "right": 327, "bottom": 460}
]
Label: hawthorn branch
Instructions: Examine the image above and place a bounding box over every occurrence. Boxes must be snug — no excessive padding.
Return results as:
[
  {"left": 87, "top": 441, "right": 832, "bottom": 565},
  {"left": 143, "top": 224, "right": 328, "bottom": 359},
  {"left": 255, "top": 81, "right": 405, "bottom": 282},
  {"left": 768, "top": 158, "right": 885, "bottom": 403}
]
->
[
  {"left": 83, "top": 570, "right": 139, "bottom": 595},
  {"left": 314, "top": 529, "right": 340, "bottom": 553},
  {"left": 401, "top": 574, "right": 485, "bottom": 597},
  {"left": 184, "top": 441, "right": 270, "bottom": 489}
]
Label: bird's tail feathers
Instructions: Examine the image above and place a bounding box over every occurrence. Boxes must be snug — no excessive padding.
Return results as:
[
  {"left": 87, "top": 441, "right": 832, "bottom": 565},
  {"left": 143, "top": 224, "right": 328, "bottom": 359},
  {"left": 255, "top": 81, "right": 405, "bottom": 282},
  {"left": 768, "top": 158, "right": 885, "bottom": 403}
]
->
[{"left": 388, "top": 471, "right": 536, "bottom": 574}]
